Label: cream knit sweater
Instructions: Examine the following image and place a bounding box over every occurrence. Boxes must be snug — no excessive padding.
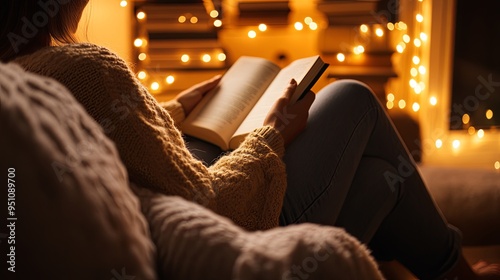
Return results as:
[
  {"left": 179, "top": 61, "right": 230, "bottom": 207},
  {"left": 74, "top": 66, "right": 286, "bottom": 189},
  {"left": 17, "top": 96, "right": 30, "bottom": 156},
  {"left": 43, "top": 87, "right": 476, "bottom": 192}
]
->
[{"left": 14, "top": 43, "right": 287, "bottom": 231}]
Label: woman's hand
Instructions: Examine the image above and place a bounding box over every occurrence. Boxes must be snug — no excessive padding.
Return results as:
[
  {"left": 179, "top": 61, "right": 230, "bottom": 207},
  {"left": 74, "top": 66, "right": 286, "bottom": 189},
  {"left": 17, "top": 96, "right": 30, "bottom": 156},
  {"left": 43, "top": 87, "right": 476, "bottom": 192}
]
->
[
  {"left": 264, "top": 79, "right": 315, "bottom": 146},
  {"left": 175, "top": 75, "right": 222, "bottom": 116}
]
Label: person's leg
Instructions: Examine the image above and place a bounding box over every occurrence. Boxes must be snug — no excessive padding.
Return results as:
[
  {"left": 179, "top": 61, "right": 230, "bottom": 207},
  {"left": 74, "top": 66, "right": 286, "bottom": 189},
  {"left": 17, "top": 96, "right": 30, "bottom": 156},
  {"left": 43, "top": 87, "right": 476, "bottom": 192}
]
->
[
  {"left": 184, "top": 135, "right": 225, "bottom": 166},
  {"left": 280, "top": 79, "right": 462, "bottom": 279}
]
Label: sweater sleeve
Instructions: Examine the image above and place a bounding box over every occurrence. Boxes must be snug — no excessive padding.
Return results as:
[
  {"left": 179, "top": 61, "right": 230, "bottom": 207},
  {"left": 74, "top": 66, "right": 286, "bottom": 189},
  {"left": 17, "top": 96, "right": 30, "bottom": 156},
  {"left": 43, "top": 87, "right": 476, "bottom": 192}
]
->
[
  {"left": 159, "top": 100, "right": 185, "bottom": 126},
  {"left": 15, "top": 43, "right": 287, "bottom": 231}
]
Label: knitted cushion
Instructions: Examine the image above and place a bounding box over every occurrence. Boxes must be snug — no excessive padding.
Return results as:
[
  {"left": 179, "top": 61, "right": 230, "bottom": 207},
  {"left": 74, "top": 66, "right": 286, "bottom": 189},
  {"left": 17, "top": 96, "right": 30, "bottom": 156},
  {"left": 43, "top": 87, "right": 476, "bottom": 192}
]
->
[
  {"left": 133, "top": 186, "right": 383, "bottom": 280},
  {"left": 0, "top": 63, "right": 156, "bottom": 279}
]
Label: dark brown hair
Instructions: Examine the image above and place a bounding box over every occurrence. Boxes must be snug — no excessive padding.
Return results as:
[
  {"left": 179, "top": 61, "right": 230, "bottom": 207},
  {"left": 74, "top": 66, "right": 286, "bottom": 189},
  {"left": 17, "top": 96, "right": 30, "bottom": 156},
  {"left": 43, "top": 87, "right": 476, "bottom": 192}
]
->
[{"left": 0, "top": 0, "right": 88, "bottom": 62}]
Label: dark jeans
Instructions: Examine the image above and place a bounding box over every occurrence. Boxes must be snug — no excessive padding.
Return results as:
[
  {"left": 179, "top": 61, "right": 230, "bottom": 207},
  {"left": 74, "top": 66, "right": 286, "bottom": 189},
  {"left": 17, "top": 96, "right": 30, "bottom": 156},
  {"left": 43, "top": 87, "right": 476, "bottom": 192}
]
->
[{"left": 185, "top": 80, "right": 462, "bottom": 279}]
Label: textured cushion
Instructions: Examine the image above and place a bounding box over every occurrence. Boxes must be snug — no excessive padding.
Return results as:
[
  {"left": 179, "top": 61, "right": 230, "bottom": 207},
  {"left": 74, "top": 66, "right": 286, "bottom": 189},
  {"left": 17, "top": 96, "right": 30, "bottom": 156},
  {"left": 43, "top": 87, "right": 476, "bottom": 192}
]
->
[
  {"left": 133, "top": 186, "right": 383, "bottom": 280},
  {"left": 0, "top": 63, "right": 156, "bottom": 279},
  {"left": 419, "top": 165, "right": 500, "bottom": 245}
]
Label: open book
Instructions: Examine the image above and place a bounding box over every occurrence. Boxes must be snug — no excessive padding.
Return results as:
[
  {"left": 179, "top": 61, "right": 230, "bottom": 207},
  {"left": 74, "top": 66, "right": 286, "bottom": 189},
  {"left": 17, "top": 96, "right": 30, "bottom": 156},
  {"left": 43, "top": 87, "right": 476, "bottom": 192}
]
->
[{"left": 182, "top": 55, "right": 329, "bottom": 150}]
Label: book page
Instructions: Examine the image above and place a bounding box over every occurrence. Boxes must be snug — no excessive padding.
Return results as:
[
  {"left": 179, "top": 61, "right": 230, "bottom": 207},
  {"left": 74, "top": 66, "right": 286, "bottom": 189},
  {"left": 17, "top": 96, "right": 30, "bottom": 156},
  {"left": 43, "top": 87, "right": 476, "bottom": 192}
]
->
[
  {"left": 182, "top": 56, "right": 280, "bottom": 149},
  {"left": 230, "top": 56, "right": 323, "bottom": 148}
]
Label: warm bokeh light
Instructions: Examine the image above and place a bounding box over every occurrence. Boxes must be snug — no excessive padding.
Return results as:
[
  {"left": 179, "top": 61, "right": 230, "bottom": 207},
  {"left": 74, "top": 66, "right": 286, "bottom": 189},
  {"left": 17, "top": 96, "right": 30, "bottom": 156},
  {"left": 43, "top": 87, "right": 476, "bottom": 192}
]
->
[
  {"left": 420, "top": 32, "right": 428, "bottom": 41},
  {"left": 418, "top": 65, "right": 426, "bottom": 74},
  {"left": 462, "top": 114, "right": 470, "bottom": 124},
  {"left": 258, "top": 23, "right": 267, "bottom": 32},
  {"left": 248, "top": 30, "right": 257, "bottom": 38},
  {"left": 210, "top": 10, "right": 219, "bottom": 18},
  {"left": 398, "top": 99, "right": 406, "bottom": 109},
  {"left": 411, "top": 68, "right": 418, "bottom": 77},
  {"left": 360, "top": 24, "right": 369, "bottom": 33},
  {"left": 166, "top": 75, "right": 175, "bottom": 84},
  {"left": 495, "top": 161, "right": 500, "bottom": 170},
  {"left": 386, "top": 101, "right": 394, "bottom": 109},
  {"left": 134, "top": 38, "right": 143, "bottom": 47},
  {"left": 137, "top": 71, "right": 147, "bottom": 80},
  {"left": 151, "top": 82, "right": 159, "bottom": 91},
  {"left": 477, "top": 129, "right": 485, "bottom": 138},
  {"left": 337, "top": 53, "right": 345, "bottom": 62},
  {"left": 309, "top": 22, "right": 318, "bottom": 30},
  {"left": 120, "top": 0, "right": 127, "bottom": 8},
  {"left": 178, "top": 15, "right": 186, "bottom": 23},
  {"left": 409, "top": 79, "right": 417, "bottom": 88},
  {"left": 213, "top": 19, "right": 222, "bottom": 27},
  {"left": 414, "top": 38, "right": 422, "bottom": 47},
  {"left": 190, "top": 16, "right": 198, "bottom": 24},
  {"left": 387, "top": 22, "right": 394, "bottom": 30},
  {"left": 468, "top": 126, "right": 476, "bottom": 135},
  {"left": 452, "top": 140, "right": 461, "bottom": 149},
  {"left": 412, "top": 56, "right": 420, "bottom": 64},
  {"left": 375, "top": 28, "right": 384, "bottom": 37},
  {"left": 430, "top": 96, "right": 437, "bottom": 106},
  {"left": 181, "top": 54, "right": 189, "bottom": 62},
  {"left": 396, "top": 42, "right": 406, "bottom": 53},
  {"left": 202, "top": 54, "right": 211, "bottom": 63},
  {"left": 412, "top": 102, "right": 420, "bottom": 112},
  {"left": 387, "top": 93, "right": 395, "bottom": 102},
  {"left": 294, "top": 22, "right": 304, "bottom": 31},
  {"left": 353, "top": 45, "right": 365, "bottom": 54},
  {"left": 138, "top": 53, "right": 147, "bottom": 61},
  {"left": 435, "top": 139, "right": 443, "bottom": 149},
  {"left": 486, "top": 109, "right": 493, "bottom": 119},
  {"left": 304, "top": 17, "right": 313, "bottom": 25},
  {"left": 416, "top": 14, "right": 424, "bottom": 22},
  {"left": 217, "top": 53, "right": 226, "bottom": 61},
  {"left": 403, "top": 34, "right": 410, "bottom": 43},
  {"left": 137, "top": 11, "right": 146, "bottom": 20}
]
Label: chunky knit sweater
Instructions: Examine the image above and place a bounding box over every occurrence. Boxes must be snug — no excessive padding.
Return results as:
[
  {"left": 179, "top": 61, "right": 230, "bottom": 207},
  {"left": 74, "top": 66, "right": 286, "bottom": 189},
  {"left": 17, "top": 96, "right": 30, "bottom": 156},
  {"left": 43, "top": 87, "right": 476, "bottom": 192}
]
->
[{"left": 14, "top": 43, "right": 287, "bottom": 231}]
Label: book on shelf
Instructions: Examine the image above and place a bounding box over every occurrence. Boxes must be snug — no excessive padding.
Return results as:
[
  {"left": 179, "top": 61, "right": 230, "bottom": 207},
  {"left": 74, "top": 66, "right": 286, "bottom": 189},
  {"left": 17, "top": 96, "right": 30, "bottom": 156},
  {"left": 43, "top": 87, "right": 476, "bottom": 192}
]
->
[{"left": 182, "top": 55, "right": 329, "bottom": 150}]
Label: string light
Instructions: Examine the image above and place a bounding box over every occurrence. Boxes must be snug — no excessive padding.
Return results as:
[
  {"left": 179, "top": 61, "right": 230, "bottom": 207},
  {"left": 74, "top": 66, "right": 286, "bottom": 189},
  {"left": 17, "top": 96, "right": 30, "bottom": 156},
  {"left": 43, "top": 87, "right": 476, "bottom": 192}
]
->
[
  {"left": 258, "top": 23, "right": 267, "bottom": 32},
  {"left": 403, "top": 34, "right": 411, "bottom": 43},
  {"left": 375, "top": 28, "right": 384, "bottom": 37},
  {"left": 495, "top": 161, "right": 500, "bottom": 170},
  {"left": 418, "top": 65, "right": 426, "bottom": 74},
  {"left": 468, "top": 126, "right": 476, "bottom": 135},
  {"left": 353, "top": 45, "right": 365, "bottom": 54},
  {"left": 166, "top": 75, "right": 175, "bottom": 84},
  {"left": 304, "top": 17, "right": 313, "bottom": 25},
  {"left": 120, "top": 0, "right": 127, "bottom": 8},
  {"left": 477, "top": 129, "right": 485, "bottom": 138},
  {"left": 412, "top": 55, "right": 420, "bottom": 64},
  {"left": 309, "top": 22, "right": 318, "bottom": 30},
  {"left": 178, "top": 16, "right": 186, "bottom": 23},
  {"left": 137, "top": 71, "right": 147, "bottom": 80},
  {"left": 134, "top": 38, "right": 144, "bottom": 47},
  {"left": 416, "top": 14, "right": 424, "bottom": 22},
  {"left": 248, "top": 30, "right": 256, "bottom": 38},
  {"left": 412, "top": 102, "right": 420, "bottom": 112},
  {"left": 217, "top": 53, "right": 226, "bottom": 61},
  {"left": 294, "top": 22, "right": 304, "bottom": 31},
  {"left": 398, "top": 100, "right": 406, "bottom": 109},
  {"left": 190, "top": 16, "right": 198, "bottom": 24},
  {"left": 181, "top": 54, "right": 190, "bottom": 63},
  {"left": 138, "top": 53, "right": 147, "bottom": 61},
  {"left": 336, "top": 53, "right": 345, "bottom": 62},
  {"left": 151, "top": 82, "right": 159, "bottom": 91},
  {"left": 202, "top": 54, "right": 211, "bottom": 63},
  {"left": 430, "top": 96, "right": 437, "bottom": 106},
  {"left": 209, "top": 10, "right": 219, "bottom": 18},
  {"left": 360, "top": 24, "right": 369, "bottom": 33},
  {"left": 486, "top": 109, "right": 493, "bottom": 119},
  {"left": 136, "top": 11, "right": 146, "bottom": 20},
  {"left": 452, "top": 140, "right": 461, "bottom": 149},
  {"left": 213, "top": 19, "right": 222, "bottom": 27},
  {"left": 435, "top": 139, "right": 443, "bottom": 149},
  {"left": 462, "top": 114, "right": 470, "bottom": 124},
  {"left": 387, "top": 22, "right": 395, "bottom": 30}
]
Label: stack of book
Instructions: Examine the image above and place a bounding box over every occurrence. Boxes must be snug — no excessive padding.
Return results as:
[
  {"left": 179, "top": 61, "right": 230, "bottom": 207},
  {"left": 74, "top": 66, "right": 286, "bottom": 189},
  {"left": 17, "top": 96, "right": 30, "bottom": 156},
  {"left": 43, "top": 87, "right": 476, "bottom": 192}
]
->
[{"left": 237, "top": 0, "right": 290, "bottom": 26}]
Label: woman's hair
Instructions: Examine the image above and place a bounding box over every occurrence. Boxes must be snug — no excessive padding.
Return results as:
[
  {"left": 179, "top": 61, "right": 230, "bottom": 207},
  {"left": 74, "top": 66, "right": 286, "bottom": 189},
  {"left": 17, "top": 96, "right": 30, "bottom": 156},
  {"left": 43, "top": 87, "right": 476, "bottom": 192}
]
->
[{"left": 0, "top": 0, "right": 88, "bottom": 62}]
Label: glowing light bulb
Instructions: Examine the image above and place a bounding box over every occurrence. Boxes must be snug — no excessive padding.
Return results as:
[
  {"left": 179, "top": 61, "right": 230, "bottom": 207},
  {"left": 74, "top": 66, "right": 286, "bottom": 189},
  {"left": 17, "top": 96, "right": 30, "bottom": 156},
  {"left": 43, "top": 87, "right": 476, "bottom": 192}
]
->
[
  {"left": 435, "top": 139, "right": 443, "bottom": 149},
  {"left": 387, "top": 93, "right": 395, "bottom": 102},
  {"left": 137, "top": 71, "right": 147, "bottom": 80},
  {"left": 375, "top": 28, "right": 384, "bottom": 37},
  {"left": 294, "top": 22, "right": 304, "bottom": 31},
  {"left": 477, "top": 129, "right": 485, "bottom": 138},
  {"left": 399, "top": 21, "right": 407, "bottom": 30},
  {"left": 495, "top": 161, "right": 500, "bottom": 170},
  {"left": 412, "top": 102, "right": 420, "bottom": 112},
  {"left": 151, "top": 82, "right": 159, "bottom": 91},
  {"left": 416, "top": 14, "right": 424, "bottom": 22},
  {"left": 486, "top": 109, "right": 493, "bottom": 119},
  {"left": 120, "top": 1, "right": 127, "bottom": 7},
  {"left": 259, "top": 23, "right": 267, "bottom": 32},
  {"left": 137, "top": 11, "right": 146, "bottom": 20},
  {"left": 430, "top": 96, "right": 437, "bottom": 106},
  {"left": 337, "top": 53, "right": 345, "bottom": 62},
  {"left": 248, "top": 30, "right": 257, "bottom": 38},
  {"left": 387, "top": 22, "right": 395, "bottom": 30},
  {"left": 409, "top": 79, "right": 417, "bottom": 88},
  {"left": 360, "top": 24, "right": 369, "bottom": 33},
  {"left": 309, "top": 22, "right": 318, "bottom": 30},
  {"left": 213, "top": 19, "right": 222, "bottom": 27},
  {"left": 304, "top": 17, "right": 313, "bottom": 25},
  {"left": 181, "top": 54, "right": 189, "bottom": 62},
  {"left": 166, "top": 75, "right": 175, "bottom": 84},
  {"left": 210, "top": 10, "right": 219, "bottom": 18},
  {"left": 190, "top": 16, "right": 198, "bottom": 24},
  {"left": 138, "top": 53, "right": 147, "bottom": 61},
  {"left": 452, "top": 140, "right": 460, "bottom": 149},
  {"left": 178, "top": 16, "right": 186, "bottom": 23},
  {"left": 396, "top": 42, "right": 406, "bottom": 53}
]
